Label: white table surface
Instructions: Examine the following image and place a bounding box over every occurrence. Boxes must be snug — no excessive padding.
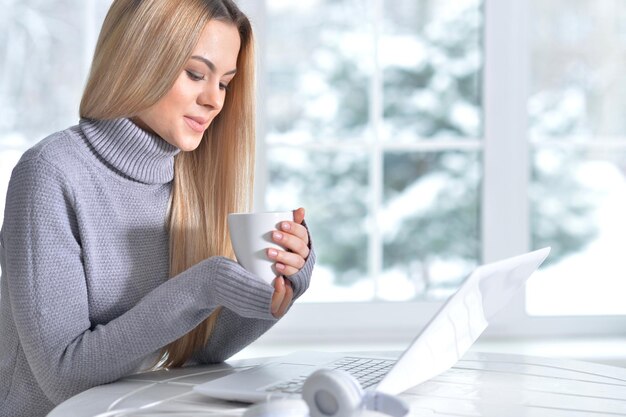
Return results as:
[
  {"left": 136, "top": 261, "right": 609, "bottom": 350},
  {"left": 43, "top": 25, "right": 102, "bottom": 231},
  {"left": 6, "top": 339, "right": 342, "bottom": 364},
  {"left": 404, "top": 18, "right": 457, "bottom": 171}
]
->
[{"left": 48, "top": 351, "right": 626, "bottom": 417}]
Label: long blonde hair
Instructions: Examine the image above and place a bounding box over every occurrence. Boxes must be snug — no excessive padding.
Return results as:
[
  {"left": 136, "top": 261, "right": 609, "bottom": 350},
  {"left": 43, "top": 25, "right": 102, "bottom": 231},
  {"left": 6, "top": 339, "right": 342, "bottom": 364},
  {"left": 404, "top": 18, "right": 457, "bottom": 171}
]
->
[{"left": 80, "top": 0, "right": 255, "bottom": 368}]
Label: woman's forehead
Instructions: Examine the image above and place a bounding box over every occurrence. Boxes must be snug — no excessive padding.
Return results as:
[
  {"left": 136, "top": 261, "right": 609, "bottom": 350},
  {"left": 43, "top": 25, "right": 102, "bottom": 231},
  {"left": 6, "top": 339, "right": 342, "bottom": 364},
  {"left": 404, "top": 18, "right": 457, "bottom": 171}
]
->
[{"left": 191, "top": 20, "right": 241, "bottom": 70}]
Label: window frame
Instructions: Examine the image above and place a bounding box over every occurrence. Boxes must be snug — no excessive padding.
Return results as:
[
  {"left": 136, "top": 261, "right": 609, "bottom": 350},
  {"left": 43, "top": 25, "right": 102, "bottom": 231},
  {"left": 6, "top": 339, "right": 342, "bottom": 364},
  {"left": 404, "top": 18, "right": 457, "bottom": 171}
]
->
[{"left": 241, "top": 0, "right": 626, "bottom": 344}]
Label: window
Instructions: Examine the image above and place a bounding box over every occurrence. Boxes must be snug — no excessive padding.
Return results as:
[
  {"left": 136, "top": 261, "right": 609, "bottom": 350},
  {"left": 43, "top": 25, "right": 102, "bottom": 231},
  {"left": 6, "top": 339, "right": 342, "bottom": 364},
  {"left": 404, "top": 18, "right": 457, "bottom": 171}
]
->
[
  {"left": 259, "top": 0, "right": 483, "bottom": 303},
  {"left": 526, "top": 0, "right": 626, "bottom": 317},
  {"left": 0, "top": 0, "right": 112, "bottom": 216},
  {"left": 244, "top": 0, "right": 626, "bottom": 340},
  {"left": 2, "top": 0, "right": 626, "bottom": 342}
]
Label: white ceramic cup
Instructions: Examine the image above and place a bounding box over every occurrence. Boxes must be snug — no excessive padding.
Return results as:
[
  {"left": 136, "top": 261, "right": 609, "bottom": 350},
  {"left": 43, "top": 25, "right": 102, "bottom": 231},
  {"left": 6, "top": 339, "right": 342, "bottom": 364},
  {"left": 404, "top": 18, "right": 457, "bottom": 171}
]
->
[{"left": 228, "top": 211, "right": 294, "bottom": 284}]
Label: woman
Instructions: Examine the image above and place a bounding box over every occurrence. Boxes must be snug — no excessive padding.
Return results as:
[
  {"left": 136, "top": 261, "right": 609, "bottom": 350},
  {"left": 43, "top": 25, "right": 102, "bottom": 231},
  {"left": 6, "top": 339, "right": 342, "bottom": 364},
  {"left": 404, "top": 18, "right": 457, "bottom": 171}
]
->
[{"left": 0, "top": 1, "right": 315, "bottom": 416}]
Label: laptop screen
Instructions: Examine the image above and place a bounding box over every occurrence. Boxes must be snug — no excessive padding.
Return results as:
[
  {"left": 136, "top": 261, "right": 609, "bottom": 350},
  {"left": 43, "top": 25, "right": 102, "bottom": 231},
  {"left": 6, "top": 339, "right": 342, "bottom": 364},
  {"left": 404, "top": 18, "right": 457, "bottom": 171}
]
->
[{"left": 376, "top": 247, "right": 551, "bottom": 395}]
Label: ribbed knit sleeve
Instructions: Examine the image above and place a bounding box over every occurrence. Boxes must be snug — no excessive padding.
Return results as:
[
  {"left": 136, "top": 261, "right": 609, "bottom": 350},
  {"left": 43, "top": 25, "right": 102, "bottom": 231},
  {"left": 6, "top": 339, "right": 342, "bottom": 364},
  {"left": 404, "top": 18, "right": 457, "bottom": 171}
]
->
[{"left": 2, "top": 157, "right": 276, "bottom": 405}]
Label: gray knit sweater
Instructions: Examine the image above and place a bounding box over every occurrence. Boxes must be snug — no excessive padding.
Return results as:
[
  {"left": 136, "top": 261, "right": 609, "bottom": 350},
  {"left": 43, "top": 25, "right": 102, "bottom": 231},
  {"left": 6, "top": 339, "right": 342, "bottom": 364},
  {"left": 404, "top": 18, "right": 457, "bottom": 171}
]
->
[{"left": 0, "top": 118, "right": 314, "bottom": 417}]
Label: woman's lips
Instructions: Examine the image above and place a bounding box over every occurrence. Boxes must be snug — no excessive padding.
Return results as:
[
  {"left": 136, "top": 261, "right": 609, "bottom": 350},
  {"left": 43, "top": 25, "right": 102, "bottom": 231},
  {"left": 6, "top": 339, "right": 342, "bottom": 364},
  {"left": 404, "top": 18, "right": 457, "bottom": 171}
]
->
[{"left": 184, "top": 116, "right": 208, "bottom": 133}]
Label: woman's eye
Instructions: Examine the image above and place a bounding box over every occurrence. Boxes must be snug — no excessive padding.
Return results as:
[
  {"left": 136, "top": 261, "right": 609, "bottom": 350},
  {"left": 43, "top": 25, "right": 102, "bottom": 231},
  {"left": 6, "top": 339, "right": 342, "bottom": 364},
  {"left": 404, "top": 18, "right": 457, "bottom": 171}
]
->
[
  {"left": 186, "top": 70, "right": 204, "bottom": 81},
  {"left": 219, "top": 82, "right": 230, "bottom": 91}
]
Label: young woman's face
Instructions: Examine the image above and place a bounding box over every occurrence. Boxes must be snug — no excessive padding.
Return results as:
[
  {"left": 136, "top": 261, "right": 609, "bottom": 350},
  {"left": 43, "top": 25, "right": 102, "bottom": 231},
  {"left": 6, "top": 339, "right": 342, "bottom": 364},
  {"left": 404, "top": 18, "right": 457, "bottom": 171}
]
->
[{"left": 133, "top": 19, "right": 241, "bottom": 151}]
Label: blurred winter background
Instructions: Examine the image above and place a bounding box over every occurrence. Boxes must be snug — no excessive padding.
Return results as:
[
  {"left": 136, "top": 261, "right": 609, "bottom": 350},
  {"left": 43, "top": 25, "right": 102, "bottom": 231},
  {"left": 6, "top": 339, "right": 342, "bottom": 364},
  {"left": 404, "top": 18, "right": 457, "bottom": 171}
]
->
[{"left": 2, "top": 0, "right": 626, "bottom": 317}]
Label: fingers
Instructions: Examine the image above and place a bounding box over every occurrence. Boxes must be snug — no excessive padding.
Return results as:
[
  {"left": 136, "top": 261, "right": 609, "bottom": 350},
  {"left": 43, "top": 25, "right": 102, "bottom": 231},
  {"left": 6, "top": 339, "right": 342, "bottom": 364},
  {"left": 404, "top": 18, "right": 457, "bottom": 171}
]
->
[
  {"left": 267, "top": 248, "right": 305, "bottom": 276},
  {"left": 271, "top": 277, "right": 294, "bottom": 318},
  {"left": 268, "top": 206, "right": 310, "bottom": 278},
  {"left": 293, "top": 207, "right": 305, "bottom": 225},
  {"left": 277, "top": 220, "right": 309, "bottom": 247},
  {"left": 272, "top": 229, "right": 309, "bottom": 260},
  {"left": 271, "top": 276, "right": 285, "bottom": 317}
]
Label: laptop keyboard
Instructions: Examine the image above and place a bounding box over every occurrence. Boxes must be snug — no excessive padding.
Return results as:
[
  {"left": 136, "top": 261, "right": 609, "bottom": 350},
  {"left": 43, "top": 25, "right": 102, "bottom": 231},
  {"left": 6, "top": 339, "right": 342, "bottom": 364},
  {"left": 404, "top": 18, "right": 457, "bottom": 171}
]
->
[{"left": 264, "top": 357, "right": 396, "bottom": 394}]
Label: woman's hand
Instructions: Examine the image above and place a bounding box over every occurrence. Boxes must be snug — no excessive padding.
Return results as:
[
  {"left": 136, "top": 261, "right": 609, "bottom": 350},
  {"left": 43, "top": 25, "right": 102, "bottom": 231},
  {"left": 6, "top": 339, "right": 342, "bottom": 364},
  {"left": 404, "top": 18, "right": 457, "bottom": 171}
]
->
[
  {"left": 267, "top": 207, "right": 309, "bottom": 318},
  {"left": 266, "top": 207, "right": 310, "bottom": 277}
]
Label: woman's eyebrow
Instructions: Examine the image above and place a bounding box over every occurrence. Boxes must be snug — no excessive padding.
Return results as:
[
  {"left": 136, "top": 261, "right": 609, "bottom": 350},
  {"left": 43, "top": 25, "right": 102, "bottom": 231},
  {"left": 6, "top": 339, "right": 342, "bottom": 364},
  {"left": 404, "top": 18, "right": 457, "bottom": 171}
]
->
[{"left": 191, "top": 55, "right": 237, "bottom": 75}]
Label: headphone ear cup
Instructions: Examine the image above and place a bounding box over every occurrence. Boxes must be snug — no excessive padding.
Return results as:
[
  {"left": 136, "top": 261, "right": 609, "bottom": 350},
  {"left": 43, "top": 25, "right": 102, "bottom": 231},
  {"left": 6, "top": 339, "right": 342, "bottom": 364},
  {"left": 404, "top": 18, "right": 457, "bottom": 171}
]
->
[{"left": 302, "top": 369, "right": 364, "bottom": 417}]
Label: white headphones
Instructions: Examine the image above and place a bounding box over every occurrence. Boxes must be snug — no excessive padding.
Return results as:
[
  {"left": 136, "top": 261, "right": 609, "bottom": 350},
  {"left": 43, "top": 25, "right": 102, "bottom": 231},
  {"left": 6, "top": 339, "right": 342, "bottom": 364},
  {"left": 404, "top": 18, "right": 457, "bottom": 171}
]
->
[{"left": 243, "top": 369, "right": 409, "bottom": 417}]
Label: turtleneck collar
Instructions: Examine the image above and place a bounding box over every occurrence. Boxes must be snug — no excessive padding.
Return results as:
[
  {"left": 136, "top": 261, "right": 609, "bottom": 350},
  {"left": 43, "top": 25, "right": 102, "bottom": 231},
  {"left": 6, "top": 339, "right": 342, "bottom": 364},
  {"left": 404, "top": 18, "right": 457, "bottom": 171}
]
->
[{"left": 79, "top": 118, "right": 180, "bottom": 184}]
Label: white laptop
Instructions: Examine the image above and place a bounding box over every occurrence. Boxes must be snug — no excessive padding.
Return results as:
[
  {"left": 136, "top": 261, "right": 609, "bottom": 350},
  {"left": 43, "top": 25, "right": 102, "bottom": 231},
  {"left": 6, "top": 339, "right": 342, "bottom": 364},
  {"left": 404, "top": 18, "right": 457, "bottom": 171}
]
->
[{"left": 194, "top": 247, "right": 551, "bottom": 402}]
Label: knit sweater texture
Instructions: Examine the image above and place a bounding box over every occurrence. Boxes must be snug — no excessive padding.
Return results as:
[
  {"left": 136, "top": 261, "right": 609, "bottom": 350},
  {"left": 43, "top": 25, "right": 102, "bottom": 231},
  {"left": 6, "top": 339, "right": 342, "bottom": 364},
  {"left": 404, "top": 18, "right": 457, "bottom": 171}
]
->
[{"left": 0, "top": 118, "right": 315, "bottom": 417}]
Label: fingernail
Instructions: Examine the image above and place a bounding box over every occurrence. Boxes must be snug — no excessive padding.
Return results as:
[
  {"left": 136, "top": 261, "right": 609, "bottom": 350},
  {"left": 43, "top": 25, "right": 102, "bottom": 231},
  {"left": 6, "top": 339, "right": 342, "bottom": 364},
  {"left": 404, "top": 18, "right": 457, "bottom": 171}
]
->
[
  {"left": 282, "top": 222, "right": 291, "bottom": 231},
  {"left": 276, "top": 263, "right": 285, "bottom": 271},
  {"left": 268, "top": 249, "right": 278, "bottom": 258},
  {"left": 273, "top": 231, "right": 283, "bottom": 240}
]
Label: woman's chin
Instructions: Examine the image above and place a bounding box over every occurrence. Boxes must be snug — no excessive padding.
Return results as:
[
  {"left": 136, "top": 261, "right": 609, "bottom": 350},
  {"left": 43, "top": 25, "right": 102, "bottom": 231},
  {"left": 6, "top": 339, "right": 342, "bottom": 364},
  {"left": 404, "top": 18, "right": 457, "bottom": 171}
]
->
[{"left": 173, "top": 135, "right": 203, "bottom": 152}]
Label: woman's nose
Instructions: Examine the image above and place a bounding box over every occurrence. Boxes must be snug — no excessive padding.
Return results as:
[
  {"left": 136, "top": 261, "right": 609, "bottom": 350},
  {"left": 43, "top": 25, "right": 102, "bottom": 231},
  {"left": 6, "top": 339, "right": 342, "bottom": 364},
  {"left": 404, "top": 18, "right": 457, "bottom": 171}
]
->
[{"left": 198, "top": 84, "right": 223, "bottom": 110}]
